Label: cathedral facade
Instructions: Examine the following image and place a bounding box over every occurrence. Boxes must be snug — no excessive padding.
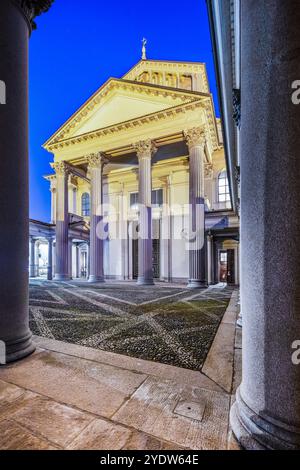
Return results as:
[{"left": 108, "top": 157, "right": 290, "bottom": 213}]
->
[{"left": 30, "top": 55, "right": 239, "bottom": 286}]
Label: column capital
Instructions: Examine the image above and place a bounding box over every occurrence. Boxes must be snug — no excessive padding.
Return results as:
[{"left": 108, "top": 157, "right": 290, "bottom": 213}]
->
[
  {"left": 45, "top": 174, "right": 56, "bottom": 190},
  {"left": 133, "top": 139, "right": 157, "bottom": 160},
  {"left": 184, "top": 126, "right": 206, "bottom": 150},
  {"left": 86, "top": 152, "right": 108, "bottom": 169},
  {"left": 51, "top": 161, "right": 70, "bottom": 176},
  {"left": 12, "top": 0, "right": 54, "bottom": 31}
]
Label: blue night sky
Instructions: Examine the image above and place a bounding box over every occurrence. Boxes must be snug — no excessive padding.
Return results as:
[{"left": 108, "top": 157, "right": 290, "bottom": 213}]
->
[{"left": 29, "top": 0, "right": 218, "bottom": 222}]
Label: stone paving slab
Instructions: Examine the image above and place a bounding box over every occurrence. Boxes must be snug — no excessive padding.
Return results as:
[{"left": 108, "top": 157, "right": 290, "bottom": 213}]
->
[
  {"left": 201, "top": 291, "right": 239, "bottom": 393},
  {"left": 0, "top": 349, "right": 146, "bottom": 419},
  {"left": 235, "top": 327, "right": 242, "bottom": 349},
  {"left": 113, "top": 376, "right": 230, "bottom": 450},
  {"left": 0, "top": 379, "right": 26, "bottom": 406},
  {"left": 34, "top": 336, "right": 223, "bottom": 392},
  {"left": 0, "top": 420, "right": 58, "bottom": 450},
  {"left": 67, "top": 417, "right": 184, "bottom": 450},
  {"left": 202, "top": 323, "right": 236, "bottom": 393},
  {"left": 9, "top": 395, "right": 94, "bottom": 448}
]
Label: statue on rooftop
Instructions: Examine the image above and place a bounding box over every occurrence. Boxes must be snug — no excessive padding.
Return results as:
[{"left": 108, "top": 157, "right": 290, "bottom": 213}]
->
[{"left": 142, "top": 38, "right": 147, "bottom": 60}]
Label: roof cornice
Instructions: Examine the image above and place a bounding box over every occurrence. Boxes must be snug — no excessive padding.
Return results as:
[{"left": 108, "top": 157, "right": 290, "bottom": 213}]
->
[{"left": 122, "top": 59, "right": 207, "bottom": 80}]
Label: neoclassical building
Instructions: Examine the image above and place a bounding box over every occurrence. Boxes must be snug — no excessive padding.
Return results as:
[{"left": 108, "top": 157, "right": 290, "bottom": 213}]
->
[{"left": 30, "top": 53, "right": 239, "bottom": 286}]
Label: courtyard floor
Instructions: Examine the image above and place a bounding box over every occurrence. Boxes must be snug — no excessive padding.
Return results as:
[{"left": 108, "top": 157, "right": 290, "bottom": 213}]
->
[
  {"left": 0, "top": 282, "right": 241, "bottom": 450},
  {"left": 28, "top": 280, "right": 233, "bottom": 371}
]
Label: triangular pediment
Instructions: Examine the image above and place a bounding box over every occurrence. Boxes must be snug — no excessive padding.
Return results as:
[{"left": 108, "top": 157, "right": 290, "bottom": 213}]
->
[{"left": 44, "top": 79, "right": 202, "bottom": 148}]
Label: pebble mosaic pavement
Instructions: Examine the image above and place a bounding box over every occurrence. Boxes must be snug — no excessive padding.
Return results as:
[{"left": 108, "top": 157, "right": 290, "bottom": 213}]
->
[{"left": 29, "top": 280, "right": 232, "bottom": 371}]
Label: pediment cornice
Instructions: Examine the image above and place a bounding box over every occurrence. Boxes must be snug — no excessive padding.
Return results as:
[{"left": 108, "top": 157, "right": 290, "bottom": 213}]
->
[
  {"left": 45, "top": 99, "right": 211, "bottom": 152},
  {"left": 44, "top": 79, "right": 208, "bottom": 150}
]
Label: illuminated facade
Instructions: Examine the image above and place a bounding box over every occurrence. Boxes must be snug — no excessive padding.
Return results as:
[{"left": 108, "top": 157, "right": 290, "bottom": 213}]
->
[{"left": 30, "top": 54, "right": 239, "bottom": 286}]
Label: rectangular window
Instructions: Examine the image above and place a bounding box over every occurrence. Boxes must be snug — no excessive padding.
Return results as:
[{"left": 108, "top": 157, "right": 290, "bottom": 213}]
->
[
  {"left": 218, "top": 172, "right": 231, "bottom": 203},
  {"left": 130, "top": 192, "right": 138, "bottom": 208},
  {"left": 152, "top": 189, "right": 163, "bottom": 207},
  {"left": 130, "top": 189, "right": 163, "bottom": 208}
]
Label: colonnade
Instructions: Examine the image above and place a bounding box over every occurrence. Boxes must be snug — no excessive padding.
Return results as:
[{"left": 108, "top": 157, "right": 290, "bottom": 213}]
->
[{"left": 51, "top": 128, "right": 208, "bottom": 287}]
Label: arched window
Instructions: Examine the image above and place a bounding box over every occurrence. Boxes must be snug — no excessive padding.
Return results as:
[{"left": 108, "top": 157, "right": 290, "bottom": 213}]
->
[
  {"left": 218, "top": 171, "right": 230, "bottom": 202},
  {"left": 81, "top": 193, "right": 90, "bottom": 217}
]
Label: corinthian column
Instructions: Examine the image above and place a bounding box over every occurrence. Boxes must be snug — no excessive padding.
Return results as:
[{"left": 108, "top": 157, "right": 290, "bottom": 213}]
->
[
  {"left": 29, "top": 237, "right": 36, "bottom": 278},
  {"left": 207, "top": 232, "right": 213, "bottom": 285},
  {"left": 51, "top": 162, "right": 70, "bottom": 281},
  {"left": 0, "top": 0, "right": 53, "bottom": 363},
  {"left": 230, "top": 1, "right": 300, "bottom": 450},
  {"left": 47, "top": 237, "right": 53, "bottom": 281},
  {"left": 87, "top": 153, "right": 107, "bottom": 283},
  {"left": 134, "top": 140, "right": 157, "bottom": 286},
  {"left": 184, "top": 127, "right": 207, "bottom": 289}
]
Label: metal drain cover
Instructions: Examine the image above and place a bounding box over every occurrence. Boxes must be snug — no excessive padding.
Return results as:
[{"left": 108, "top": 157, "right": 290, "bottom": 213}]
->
[{"left": 173, "top": 400, "right": 206, "bottom": 422}]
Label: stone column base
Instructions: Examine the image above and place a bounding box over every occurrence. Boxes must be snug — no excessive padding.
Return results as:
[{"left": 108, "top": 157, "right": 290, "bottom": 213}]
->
[
  {"left": 54, "top": 274, "right": 71, "bottom": 281},
  {"left": 3, "top": 331, "right": 36, "bottom": 364},
  {"left": 236, "top": 312, "right": 242, "bottom": 328},
  {"left": 187, "top": 279, "right": 207, "bottom": 289},
  {"left": 29, "top": 266, "right": 36, "bottom": 278},
  {"left": 137, "top": 277, "right": 154, "bottom": 286},
  {"left": 88, "top": 275, "right": 105, "bottom": 283},
  {"left": 230, "top": 387, "right": 300, "bottom": 450}
]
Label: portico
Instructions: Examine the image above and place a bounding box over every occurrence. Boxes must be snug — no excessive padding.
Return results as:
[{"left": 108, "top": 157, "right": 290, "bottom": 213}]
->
[{"left": 43, "top": 59, "right": 237, "bottom": 287}]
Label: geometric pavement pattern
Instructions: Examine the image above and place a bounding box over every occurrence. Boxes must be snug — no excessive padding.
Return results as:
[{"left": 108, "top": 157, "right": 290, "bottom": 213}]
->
[{"left": 29, "top": 280, "right": 232, "bottom": 371}]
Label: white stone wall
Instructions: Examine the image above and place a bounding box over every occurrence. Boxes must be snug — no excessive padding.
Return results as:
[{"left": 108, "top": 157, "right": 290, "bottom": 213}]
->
[{"left": 51, "top": 157, "right": 236, "bottom": 281}]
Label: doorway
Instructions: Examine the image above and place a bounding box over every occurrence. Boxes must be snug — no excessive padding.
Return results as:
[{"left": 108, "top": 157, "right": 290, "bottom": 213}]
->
[
  {"left": 132, "top": 238, "right": 160, "bottom": 279},
  {"left": 219, "top": 249, "right": 235, "bottom": 284}
]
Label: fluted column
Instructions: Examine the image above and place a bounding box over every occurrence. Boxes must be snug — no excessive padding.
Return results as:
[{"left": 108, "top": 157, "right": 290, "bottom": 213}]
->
[
  {"left": 29, "top": 237, "right": 36, "bottom": 278},
  {"left": 184, "top": 127, "right": 207, "bottom": 288},
  {"left": 87, "top": 153, "right": 107, "bottom": 283},
  {"left": 207, "top": 233, "right": 213, "bottom": 285},
  {"left": 119, "top": 185, "right": 129, "bottom": 280},
  {"left": 134, "top": 140, "right": 157, "bottom": 286},
  {"left": 0, "top": 0, "right": 53, "bottom": 363},
  {"left": 47, "top": 237, "right": 53, "bottom": 281},
  {"left": 161, "top": 175, "right": 172, "bottom": 282},
  {"left": 52, "top": 162, "right": 70, "bottom": 281},
  {"left": 75, "top": 244, "right": 80, "bottom": 278},
  {"left": 35, "top": 240, "right": 40, "bottom": 277},
  {"left": 68, "top": 176, "right": 78, "bottom": 214},
  {"left": 48, "top": 175, "right": 56, "bottom": 224},
  {"left": 68, "top": 237, "right": 73, "bottom": 279},
  {"left": 86, "top": 242, "right": 90, "bottom": 280},
  {"left": 230, "top": 0, "right": 300, "bottom": 450}
]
